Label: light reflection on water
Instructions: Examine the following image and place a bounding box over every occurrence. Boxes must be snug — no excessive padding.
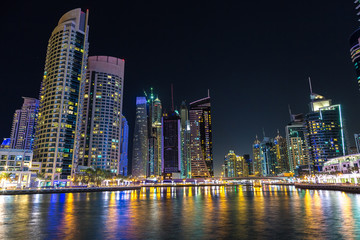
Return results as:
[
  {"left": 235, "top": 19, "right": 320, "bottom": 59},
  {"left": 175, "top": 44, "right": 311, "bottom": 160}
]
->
[{"left": 0, "top": 186, "right": 359, "bottom": 239}]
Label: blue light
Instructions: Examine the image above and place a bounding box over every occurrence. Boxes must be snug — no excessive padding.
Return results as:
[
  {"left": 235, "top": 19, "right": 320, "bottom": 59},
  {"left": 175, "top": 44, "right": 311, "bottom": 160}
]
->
[{"left": 136, "top": 97, "right": 147, "bottom": 105}]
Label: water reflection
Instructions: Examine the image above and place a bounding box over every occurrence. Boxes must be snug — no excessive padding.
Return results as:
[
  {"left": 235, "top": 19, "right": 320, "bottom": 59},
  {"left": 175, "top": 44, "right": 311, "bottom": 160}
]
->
[{"left": 0, "top": 186, "right": 359, "bottom": 239}]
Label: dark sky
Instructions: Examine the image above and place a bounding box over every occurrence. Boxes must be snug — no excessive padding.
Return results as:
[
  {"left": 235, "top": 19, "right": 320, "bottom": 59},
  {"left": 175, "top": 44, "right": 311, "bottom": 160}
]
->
[{"left": 1, "top": 1, "right": 360, "bottom": 176}]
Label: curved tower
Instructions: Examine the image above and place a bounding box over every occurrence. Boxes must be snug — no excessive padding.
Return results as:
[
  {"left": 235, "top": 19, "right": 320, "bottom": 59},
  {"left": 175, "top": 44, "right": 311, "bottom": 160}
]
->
[
  {"left": 78, "top": 56, "right": 125, "bottom": 173},
  {"left": 33, "top": 9, "right": 89, "bottom": 185},
  {"left": 350, "top": 1, "right": 360, "bottom": 90}
]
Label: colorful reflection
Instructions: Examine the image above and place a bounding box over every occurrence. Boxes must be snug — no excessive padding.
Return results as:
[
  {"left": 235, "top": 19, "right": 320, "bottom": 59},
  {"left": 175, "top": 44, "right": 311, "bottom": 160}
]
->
[{"left": 0, "top": 186, "right": 359, "bottom": 239}]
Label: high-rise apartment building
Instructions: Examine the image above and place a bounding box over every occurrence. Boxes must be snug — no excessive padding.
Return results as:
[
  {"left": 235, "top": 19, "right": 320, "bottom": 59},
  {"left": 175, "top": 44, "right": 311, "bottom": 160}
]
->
[
  {"left": 224, "top": 150, "right": 237, "bottom": 177},
  {"left": 189, "top": 95, "right": 213, "bottom": 177},
  {"left": 120, "top": 115, "right": 129, "bottom": 176},
  {"left": 132, "top": 97, "right": 148, "bottom": 177},
  {"left": 252, "top": 136, "right": 262, "bottom": 176},
  {"left": 350, "top": 0, "right": 360, "bottom": 90},
  {"left": 274, "top": 131, "right": 289, "bottom": 173},
  {"left": 305, "top": 92, "right": 346, "bottom": 171},
  {"left": 146, "top": 89, "right": 162, "bottom": 177},
  {"left": 162, "top": 111, "right": 182, "bottom": 179},
  {"left": 180, "top": 101, "right": 191, "bottom": 178},
  {"left": 285, "top": 113, "right": 310, "bottom": 172},
  {"left": 78, "top": 56, "right": 125, "bottom": 173},
  {"left": 33, "top": 9, "right": 89, "bottom": 184},
  {"left": 260, "top": 137, "right": 278, "bottom": 176},
  {"left": 243, "top": 154, "right": 252, "bottom": 176},
  {"left": 224, "top": 150, "right": 248, "bottom": 177},
  {"left": 152, "top": 97, "right": 162, "bottom": 176},
  {"left": 10, "top": 97, "right": 39, "bottom": 150}
]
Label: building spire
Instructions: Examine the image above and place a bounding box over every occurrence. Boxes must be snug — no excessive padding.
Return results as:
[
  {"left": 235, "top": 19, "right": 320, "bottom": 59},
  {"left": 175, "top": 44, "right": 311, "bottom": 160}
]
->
[
  {"left": 262, "top": 128, "right": 266, "bottom": 138},
  {"left": 171, "top": 84, "right": 174, "bottom": 111},
  {"left": 208, "top": 89, "right": 210, "bottom": 98},
  {"left": 308, "top": 77, "right": 313, "bottom": 95},
  {"left": 288, "top": 104, "right": 293, "bottom": 122}
]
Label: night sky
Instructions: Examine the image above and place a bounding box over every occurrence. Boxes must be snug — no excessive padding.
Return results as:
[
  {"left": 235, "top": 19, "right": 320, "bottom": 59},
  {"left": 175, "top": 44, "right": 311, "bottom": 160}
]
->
[{"left": 1, "top": 1, "right": 360, "bottom": 176}]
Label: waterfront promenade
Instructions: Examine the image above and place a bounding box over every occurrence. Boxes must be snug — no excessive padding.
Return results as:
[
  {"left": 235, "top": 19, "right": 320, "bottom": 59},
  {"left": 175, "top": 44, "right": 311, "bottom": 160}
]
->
[
  {"left": 0, "top": 183, "right": 229, "bottom": 195},
  {"left": 295, "top": 183, "right": 360, "bottom": 193}
]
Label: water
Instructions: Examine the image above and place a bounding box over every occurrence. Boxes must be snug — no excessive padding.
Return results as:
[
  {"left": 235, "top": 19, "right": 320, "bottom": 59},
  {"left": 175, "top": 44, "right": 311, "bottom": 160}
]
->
[{"left": 0, "top": 185, "right": 360, "bottom": 239}]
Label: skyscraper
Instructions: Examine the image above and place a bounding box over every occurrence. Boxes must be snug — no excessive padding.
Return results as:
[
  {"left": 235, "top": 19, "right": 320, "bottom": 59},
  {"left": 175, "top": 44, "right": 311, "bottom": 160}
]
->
[
  {"left": 285, "top": 113, "right": 310, "bottom": 172},
  {"left": 224, "top": 150, "right": 248, "bottom": 177},
  {"left": 33, "top": 9, "right": 89, "bottom": 185},
  {"left": 252, "top": 136, "right": 262, "bottom": 176},
  {"left": 305, "top": 91, "right": 346, "bottom": 171},
  {"left": 132, "top": 97, "right": 148, "bottom": 177},
  {"left": 146, "top": 89, "right": 162, "bottom": 177},
  {"left": 274, "top": 131, "right": 289, "bottom": 173},
  {"left": 10, "top": 97, "right": 39, "bottom": 150},
  {"left": 350, "top": 0, "right": 360, "bottom": 90},
  {"left": 189, "top": 94, "right": 213, "bottom": 177},
  {"left": 260, "top": 137, "right": 278, "bottom": 176},
  {"left": 224, "top": 150, "right": 237, "bottom": 177},
  {"left": 152, "top": 97, "right": 162, "bottom": 176},
  {"left": 180, "top": 101, "right": 191, "bottom": 178},
  {"left": 120, "top": 115, "right": 129, "bottom": 176},
  {"left": 78, "top": 56, "right": 125, "bottom": 173},
  {"left": 162, "top": 111, "right": 182, "bottom": 179},
  {"left": 243, "top": 154, "right": 252, "bottom": 176}
]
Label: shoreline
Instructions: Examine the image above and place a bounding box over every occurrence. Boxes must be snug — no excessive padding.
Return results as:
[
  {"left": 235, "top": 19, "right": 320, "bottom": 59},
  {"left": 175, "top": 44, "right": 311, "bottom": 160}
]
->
[{"left": 295, "top": 183, "right": 360, "bottom": 194}]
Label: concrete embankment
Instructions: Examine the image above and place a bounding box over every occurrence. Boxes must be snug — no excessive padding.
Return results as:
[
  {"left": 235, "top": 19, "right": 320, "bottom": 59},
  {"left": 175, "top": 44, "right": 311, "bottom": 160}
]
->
[
  {"left": 263, "top": 183, "right": 294, "bottom": 186},
  {"left": 295, "top": 184, "right": 360, "bottom": 194},
  {"left": 0, "top": 186, "right": 141, "bottom": 195}
]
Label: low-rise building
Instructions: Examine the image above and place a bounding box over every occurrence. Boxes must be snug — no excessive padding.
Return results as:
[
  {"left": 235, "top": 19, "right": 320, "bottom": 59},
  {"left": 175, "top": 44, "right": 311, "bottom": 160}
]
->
[
  {"left": 0, "top": 149, "right": 40, "bottom": 188},
  {"left": 323, "top": 153, "right": 360, "bottom": 174}
]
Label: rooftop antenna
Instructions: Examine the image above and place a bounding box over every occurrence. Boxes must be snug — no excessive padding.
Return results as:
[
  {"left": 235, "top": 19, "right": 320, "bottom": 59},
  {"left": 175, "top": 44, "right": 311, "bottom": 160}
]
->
[
  {"left": 171, "top": 84, "right": 174, "bottom": 111},
  {"left": 262, "top": 128, "right": 266, "bottom": 138},
  {"left": 208, "top": 89, "right": 210, "bottom": 98},
  {"left": 277, "top": 129, "right": 280, "bottom": 136},
  {"left": 309, "top": 77, "right": 314, "bottom": 101},
  {"left": 288, "top": 104, "right": 293, "bottom": 122}
]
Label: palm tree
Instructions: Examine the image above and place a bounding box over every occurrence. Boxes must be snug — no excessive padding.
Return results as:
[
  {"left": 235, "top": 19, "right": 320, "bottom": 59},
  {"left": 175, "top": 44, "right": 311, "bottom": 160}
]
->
[
  {"left": 0, "top": 172, "right": 12, "bottom": 188},
  {"left": 35, "top": 172, "right": 45, "bottom": 187}
]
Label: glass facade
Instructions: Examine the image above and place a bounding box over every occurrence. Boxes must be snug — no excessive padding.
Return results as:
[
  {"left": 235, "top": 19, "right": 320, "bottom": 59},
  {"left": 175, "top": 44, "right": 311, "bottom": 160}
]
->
[
  {"left": 162, "top": 111, "right": 181, "bottom": 177},
  {"left": 306, "top": 96, "right": 346, "bottom": 172},
  {"left": 33, "top": 9, "right": 89, "bottom": 183},
  {"left": 132, "top": 97, "right": 148, "bottom": 177},
  {"left": 189, "top": 96, "right": 213, "bottom": 177},
  {"left": 10, "top": 97, "right": 39, "bottom": 150},
  {"left": 78, "top": 56, "right": 125, "bottom": 174}
]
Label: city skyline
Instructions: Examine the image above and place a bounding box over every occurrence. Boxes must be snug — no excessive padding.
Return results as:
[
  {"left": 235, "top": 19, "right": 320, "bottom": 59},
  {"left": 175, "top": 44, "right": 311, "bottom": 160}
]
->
[{"left": 1, "top": 1, "right": 360, "bottom": 176}]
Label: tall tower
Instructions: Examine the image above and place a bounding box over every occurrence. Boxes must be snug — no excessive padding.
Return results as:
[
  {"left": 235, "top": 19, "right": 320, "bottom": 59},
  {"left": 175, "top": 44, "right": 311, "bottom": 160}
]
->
[
  {"left": 152, "top": 97, "right": 162, "bottom": 176},
  {"left": 132, "top": 97, "right": 148, "bottom": 177},
  {"left": 10, "top": 97, "right": 39, "bottom": 150},
  {"left": 274, "top": 131, "right": 289, "bottom": 173},
  {"left": 162, "top": 110, "right": 182, "bottom": 179},
  {"left": 180, "top": 101, "right": 191, "bottom": 178},
  {"left": 78, "top": 56, "right": 125, "bottom": 173},
  {"left": 252, "top": 136, "right": 261, "bottom": 176},
  {"left": 33, "top": 9, "right": 89, "bottom": 184},
  {"left": 189, "top": 95, "right": 213, "bottom": 177},
  {"left": 305, "top": 92, "right": 346, "bottom": 172},
  {"left": 224, "top": 150, "right": 237, "bottom": 177},
  {"left": 285, "top": 113, "right": 310, "bottom": 173},
  {"left": 260, "top": 137, "right": 278, "bottom": 176},
  {"left": 120, "top": 115, "right": 129, "bottom": 176},
  {"left": 350, "top": 0, "right": 360, "bottom": 90},
  {"left": 146, "top": 89, "right": 162, "bottom": 177}
]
